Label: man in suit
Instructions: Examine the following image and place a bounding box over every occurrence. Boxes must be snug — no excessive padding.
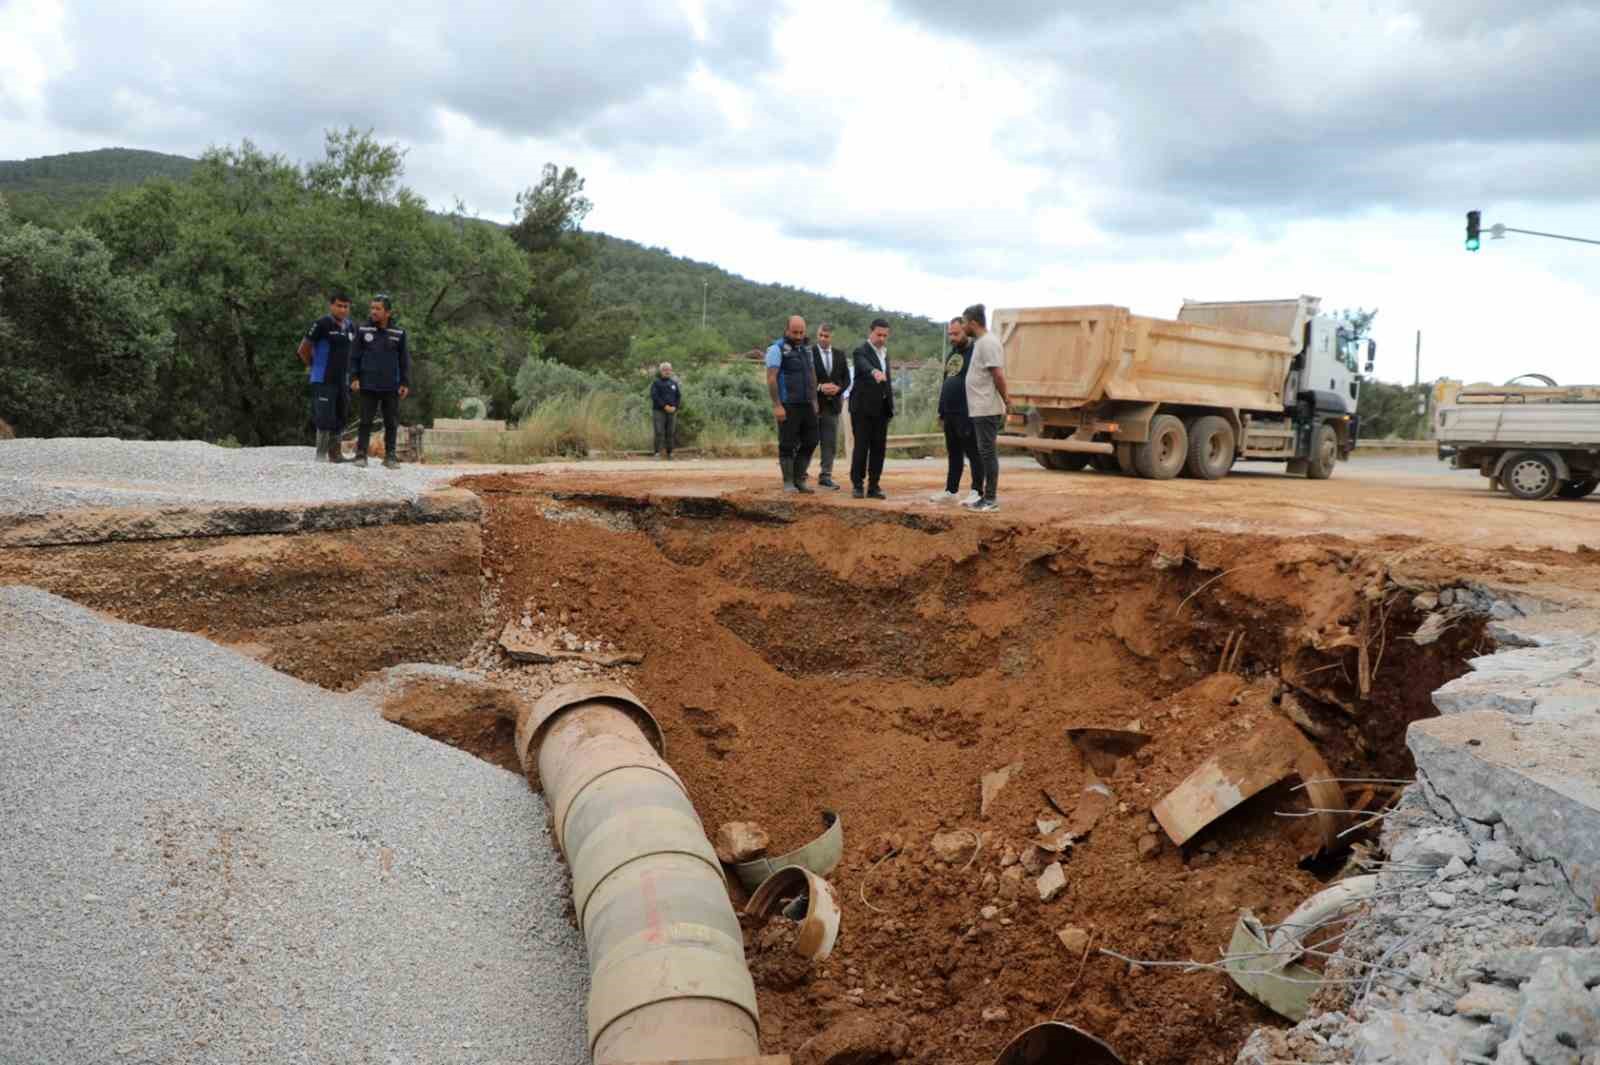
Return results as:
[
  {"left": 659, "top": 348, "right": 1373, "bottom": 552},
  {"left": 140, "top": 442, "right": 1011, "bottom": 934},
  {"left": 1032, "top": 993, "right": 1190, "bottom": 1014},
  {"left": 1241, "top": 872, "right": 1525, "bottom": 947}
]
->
[
  {"left": 849, "top": 318, "right": 894, "bottom": 499},
  {"left": 811, "top": 323, "right": 850, "bottom": 490}
]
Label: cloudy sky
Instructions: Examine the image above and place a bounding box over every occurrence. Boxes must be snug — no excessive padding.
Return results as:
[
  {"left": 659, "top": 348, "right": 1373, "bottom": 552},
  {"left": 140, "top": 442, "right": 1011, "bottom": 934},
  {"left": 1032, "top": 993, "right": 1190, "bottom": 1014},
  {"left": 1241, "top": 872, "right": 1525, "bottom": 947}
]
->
[{"left": 5, "top": 0, "right": 1600, "bottom": 385}]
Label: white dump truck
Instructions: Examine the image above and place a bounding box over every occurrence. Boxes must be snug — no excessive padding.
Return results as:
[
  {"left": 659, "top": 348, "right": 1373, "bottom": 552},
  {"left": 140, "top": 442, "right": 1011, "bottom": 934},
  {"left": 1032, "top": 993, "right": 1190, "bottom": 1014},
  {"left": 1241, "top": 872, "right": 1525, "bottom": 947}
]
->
[
  {"left": 995, "top": 296, "right": 1371, "bottom": 479},
  {"left": 1434, "top": 375, "right": 1600, "bottom": 500}
]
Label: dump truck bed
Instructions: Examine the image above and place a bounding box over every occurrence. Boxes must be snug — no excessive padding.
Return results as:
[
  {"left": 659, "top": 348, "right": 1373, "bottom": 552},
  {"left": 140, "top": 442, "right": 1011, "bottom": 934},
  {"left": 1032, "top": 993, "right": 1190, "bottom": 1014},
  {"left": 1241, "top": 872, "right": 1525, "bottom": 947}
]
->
[{"left": 995, "top": 304, "right": 1299, "bottom": 415}]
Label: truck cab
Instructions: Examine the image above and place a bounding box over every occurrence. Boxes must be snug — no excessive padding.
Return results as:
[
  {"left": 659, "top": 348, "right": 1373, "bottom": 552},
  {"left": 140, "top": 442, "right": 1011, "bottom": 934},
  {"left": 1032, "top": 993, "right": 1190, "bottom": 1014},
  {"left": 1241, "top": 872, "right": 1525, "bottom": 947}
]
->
[{"left": 1294, "top": 316, "right": 1367, "bottom": 416}]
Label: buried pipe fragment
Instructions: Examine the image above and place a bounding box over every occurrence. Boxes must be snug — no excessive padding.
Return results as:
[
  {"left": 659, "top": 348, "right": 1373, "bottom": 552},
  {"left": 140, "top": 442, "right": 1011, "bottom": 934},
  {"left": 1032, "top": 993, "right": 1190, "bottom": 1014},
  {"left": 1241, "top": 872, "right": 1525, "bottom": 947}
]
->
[
  {"left": 731, "top": 810, "right": 843, "bottom": 893},
  {"left": 1150, "top": 716, "right": 1344, "bottom": 851},
  {"left": 992, "top": 1022, "right": 1125, "bottom": 1065},
  {"left": 745, "top": 865, "right": 841, "bottom": 961},
  {"left": 515, "top": 682, "right": 762, "bottom": 1063},
  {"left": 1223, "top": 875, "right": 1380, "bottom": 1021}
]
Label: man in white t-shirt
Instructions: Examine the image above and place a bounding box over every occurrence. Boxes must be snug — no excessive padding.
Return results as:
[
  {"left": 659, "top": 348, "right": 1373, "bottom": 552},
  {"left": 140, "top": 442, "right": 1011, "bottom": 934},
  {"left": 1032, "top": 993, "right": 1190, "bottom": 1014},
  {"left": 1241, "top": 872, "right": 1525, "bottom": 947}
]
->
[{"left": 962, "top": 303, "right": 1011, "bottom": 512}]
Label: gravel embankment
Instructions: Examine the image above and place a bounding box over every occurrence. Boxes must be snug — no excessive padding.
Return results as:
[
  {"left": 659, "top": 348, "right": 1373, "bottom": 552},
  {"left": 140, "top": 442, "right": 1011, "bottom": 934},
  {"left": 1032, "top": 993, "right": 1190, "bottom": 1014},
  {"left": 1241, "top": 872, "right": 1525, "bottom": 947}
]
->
[
  {"left": 0, "top": 586, "right": 589, "bottom": 1065},
  {"left": 0, "top": 439, "right": 471, "bottom": 517}
]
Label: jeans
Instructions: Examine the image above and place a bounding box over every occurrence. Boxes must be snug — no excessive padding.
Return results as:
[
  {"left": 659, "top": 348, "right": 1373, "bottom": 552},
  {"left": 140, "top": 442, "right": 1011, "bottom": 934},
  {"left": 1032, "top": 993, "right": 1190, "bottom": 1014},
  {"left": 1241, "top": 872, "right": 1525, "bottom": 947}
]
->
[
  {"left": 777, "top": 404, "right": 819, "bottom": 480},
  {"left": 358, "top": 391, "right": 399, "bottom": 457},
  {"left": 972, "top": 414, "right": 1003, "bottom": 501},
  {"left": 652, "top": 409, "right": 676, "bottom": 455},
  {"left": 850, "top": 413, "right": 890, "bottom": 489},
  {"left": 942, "top": 416, "right": 980, "bottom": 494},
  {"left": 817, "top": 411, "right": 840, "bottom": 478}
]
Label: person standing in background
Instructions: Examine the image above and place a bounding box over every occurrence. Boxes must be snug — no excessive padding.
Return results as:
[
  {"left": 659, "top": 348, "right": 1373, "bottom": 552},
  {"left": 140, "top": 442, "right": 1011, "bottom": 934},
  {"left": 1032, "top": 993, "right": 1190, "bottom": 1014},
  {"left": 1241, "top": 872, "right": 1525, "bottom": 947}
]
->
[
  {"left": 296, "top": 291, "right": 355, "bottom": 463},
  {"left": 849, "top": 318, "right": 894, "bottom": 500},
  {"left": 650, "top": 362, "right": 681, "bottom": 460},
  {"left": 963, "top": 304, "right": 1011, "bottom": 512},
  {"left": 350, "top": 293, "right": 410, "bottom": 469},
  {"left": 765, "top": 315, "right": 820, "bottom": 493},
  {"left": 930, "top": 316, "right": 981, "bottom": 504},
  {"left": 811, "top": 323, "right": 849, "bottom": 490}
]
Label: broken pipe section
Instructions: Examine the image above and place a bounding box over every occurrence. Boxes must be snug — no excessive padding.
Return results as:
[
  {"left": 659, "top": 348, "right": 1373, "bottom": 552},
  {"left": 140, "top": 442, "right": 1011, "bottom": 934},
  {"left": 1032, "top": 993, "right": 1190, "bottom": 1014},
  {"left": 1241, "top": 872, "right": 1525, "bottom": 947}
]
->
[{"left": 516, "top": 682, "right": 762, "bottom": 1062}]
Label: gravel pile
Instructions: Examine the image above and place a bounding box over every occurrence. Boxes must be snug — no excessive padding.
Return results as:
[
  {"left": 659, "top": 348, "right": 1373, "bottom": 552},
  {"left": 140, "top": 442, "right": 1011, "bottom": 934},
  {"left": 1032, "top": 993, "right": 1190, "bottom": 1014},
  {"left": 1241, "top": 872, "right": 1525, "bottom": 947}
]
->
[
  {"left": 0, "top": 586, "right": 590, "bottom": 1064},
  {"left": 0, "top": 439, "right": 467, "bottom": 516}
]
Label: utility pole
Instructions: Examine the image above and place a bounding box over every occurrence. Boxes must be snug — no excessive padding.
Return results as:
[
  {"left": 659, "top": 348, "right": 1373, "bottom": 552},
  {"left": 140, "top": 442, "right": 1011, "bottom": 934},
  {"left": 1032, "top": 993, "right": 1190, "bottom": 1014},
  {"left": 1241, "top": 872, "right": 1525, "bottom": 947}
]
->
[
  {"left": 1413, "top": 330, "right": 1421, "bottom": 392},
  {"left": 701, "top": 281, "right": 708, "bottom": 331}
]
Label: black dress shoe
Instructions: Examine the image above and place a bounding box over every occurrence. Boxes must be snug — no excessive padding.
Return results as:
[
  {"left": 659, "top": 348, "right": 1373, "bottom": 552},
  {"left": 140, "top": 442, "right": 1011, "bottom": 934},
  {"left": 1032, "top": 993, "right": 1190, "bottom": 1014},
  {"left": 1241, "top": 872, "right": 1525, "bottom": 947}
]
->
[
  {"left": 867, "top": 487, "right": 887, "bottom": 500},
  {"left": 851, "top": 486, "right": 865, "bottom": 499}
]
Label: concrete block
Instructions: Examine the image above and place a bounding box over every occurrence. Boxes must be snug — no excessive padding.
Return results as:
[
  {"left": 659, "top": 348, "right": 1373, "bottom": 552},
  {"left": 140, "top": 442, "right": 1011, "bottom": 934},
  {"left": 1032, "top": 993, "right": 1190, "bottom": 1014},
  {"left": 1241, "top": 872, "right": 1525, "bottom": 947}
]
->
[
  {"left": 1475, "top": 841, "right": 1523, "bottom": 877},
  {"left": 1431, "top": 642, "right": 1600, "bottom": 719},
  {"left": 1391, "top": 826, "right": 1475, "bottom": 869},
  {"left": 1502, "top": 954, "right": 1600, "bottom": 1064},
  {"left": 1409, "top": 712, "right": 1600, "bottom": 909}
]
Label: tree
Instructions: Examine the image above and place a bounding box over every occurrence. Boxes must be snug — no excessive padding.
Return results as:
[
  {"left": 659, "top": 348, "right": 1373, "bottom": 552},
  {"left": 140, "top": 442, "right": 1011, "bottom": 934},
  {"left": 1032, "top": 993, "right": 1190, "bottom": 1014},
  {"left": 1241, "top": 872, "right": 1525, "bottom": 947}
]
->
[
  {"left": 0, "top": 211, "right": 172, "bottom": 437},
  {"left": 510, "top": 165, "right": 591, "bottom": 254},
  {"left": 1336, "top": 308, "right": 1425, "bottom": 439}
]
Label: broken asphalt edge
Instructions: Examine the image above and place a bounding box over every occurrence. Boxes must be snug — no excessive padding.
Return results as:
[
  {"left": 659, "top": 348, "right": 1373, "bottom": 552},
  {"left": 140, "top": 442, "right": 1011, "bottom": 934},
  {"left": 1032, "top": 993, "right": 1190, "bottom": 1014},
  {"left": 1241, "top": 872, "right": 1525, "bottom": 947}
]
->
[{"left": 0, "top": 487, "right": 482, "bottom": 547}]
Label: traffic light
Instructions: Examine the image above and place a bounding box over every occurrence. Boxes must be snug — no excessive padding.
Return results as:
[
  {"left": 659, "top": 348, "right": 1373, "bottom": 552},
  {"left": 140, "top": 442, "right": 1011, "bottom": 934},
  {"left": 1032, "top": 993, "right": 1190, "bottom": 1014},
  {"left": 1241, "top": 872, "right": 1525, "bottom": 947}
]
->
[{"left": 1466, "top": 210, "right": 1481, "bottom": 252}]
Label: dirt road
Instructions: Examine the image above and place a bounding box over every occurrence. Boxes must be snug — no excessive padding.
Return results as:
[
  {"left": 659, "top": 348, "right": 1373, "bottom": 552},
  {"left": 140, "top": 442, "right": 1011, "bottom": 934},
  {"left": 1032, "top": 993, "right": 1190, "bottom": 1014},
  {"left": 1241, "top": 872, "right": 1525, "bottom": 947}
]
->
[{"left": 490, "top": 453, "right": 1600, "bottom": 554}]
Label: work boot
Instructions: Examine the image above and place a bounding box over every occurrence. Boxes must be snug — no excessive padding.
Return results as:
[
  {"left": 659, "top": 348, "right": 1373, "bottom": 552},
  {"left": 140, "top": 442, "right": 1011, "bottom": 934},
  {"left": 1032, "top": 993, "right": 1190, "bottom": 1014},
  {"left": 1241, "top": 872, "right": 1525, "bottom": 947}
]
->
[
  {"left": 314, "top": 431, "right": 330, "bottom": 461},
  {"left": 818, "top": 475, "right": 840, "bottom": 490},
  {"left": 353, "top": 454, "right": 369, "bottom": 468},
  {"left": 383, "top": 456, "right": 400, "bottom": 470},
  {"left": 868, "top": 485, "right": 887, "bottom": 500},
  {"left": 781, "top": 457, "right": 798, "bottom": 494},
  {"left": 326, "top": 435, "right": 345, "bottom": 464}
]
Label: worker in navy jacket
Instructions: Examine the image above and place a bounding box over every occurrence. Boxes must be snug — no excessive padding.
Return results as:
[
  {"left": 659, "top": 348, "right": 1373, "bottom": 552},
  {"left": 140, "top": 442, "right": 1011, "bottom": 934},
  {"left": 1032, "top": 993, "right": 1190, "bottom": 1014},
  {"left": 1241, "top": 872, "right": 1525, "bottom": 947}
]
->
[
  {"left": 349, "top": 293, "right": 410, "bottom": 469},
  {"left": 296, "top": 291, "right": 355, "bottom": 463},
  {"left": 650, "top": 362, "right": 682, "bottom": 460}
]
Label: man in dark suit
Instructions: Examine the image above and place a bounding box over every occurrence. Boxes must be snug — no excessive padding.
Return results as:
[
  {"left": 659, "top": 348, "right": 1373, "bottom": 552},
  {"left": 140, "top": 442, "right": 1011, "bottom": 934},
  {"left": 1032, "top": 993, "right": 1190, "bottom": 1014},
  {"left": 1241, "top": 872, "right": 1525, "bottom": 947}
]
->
[
  {"left": 811, "top": 322, "right": 850, "bottom": 490},
  {"left": 849, "top": 318, "right": 894, "bottom": 499}
]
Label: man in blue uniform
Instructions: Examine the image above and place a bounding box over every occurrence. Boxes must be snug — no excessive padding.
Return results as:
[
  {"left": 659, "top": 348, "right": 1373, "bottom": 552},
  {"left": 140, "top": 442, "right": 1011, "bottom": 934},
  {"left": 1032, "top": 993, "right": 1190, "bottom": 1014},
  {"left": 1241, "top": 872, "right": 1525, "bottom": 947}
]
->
[
  {"left": 350, "top": 293, "right": 410, "bottom": 469},
  {"left": 650, "top": 362, "right": 682, "bottom": 460},
  {"left": 296, "top": 292, "right": 355, "bottom": 462},
  {"left": 765, "top": 315, "right": 820, "bottom": 493}
]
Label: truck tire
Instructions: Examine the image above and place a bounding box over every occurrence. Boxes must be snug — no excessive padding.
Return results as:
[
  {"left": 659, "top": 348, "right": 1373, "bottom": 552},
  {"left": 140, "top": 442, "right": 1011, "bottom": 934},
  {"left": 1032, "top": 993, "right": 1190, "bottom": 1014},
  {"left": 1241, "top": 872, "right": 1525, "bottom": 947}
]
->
[
  {"left": 1500, "top": 451, "right": 1560, "bottom": 501},
  {"left": 1183, "top": 416, "right": 1235, "bottom": 480},
  {"left": 1055, "top": 452, "right": 1092, "bottom": 471},
  {"left": 1133, "top": 415, "right": 1188, "bottom": 480},
  {"left": 1305, "top": 423, "right": 1338, "bottom": 480},
  {"left": 1557, "top": 478, "right": 1600, "bottom": 499}
]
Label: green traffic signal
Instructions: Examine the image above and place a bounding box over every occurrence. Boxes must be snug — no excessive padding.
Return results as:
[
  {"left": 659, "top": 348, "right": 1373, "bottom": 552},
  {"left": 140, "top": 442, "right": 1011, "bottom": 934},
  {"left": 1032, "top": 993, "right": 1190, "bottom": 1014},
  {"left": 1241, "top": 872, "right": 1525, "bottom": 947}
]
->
[{"left": 1466, "top": 210, "right": 1481, "bottom": 252}]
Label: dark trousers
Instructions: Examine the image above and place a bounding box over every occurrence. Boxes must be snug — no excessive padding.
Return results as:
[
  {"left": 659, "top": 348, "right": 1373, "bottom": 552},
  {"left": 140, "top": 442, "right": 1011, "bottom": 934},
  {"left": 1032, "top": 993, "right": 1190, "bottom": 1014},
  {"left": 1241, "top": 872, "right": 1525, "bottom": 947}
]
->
[
  {"left": 310, "top": 381, "right": 349, "bottom": 432},
  {"left": 358, "top": 391, "right": 399, "bottom": 457},
  {"left": 818, "top": 411, "right": 841, "bottom": 478},
  {"left": 778, "top": 403, "right": 819, "bottom": 479},
  {"left": 652, "top": 409, "right": 676, "bottom": 454},
  {"left": 943, "top": 416, "right": 981, "bottom": 494},
  {"left": 851, "top": 413, "right": 890, "bottom": 489},
  {"left": 972, "top": 414, "right": 1003, "bottom": 501}
]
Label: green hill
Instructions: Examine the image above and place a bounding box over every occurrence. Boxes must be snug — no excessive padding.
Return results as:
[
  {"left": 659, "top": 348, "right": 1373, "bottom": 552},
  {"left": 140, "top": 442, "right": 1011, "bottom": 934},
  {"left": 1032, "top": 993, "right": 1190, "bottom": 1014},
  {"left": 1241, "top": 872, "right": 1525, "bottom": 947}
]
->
[
  {"left": 0, "top": 148, "right": 197, "bottom": 226},
  {"left": 0, "top": 147, "right": 941, "bottom": 357}
]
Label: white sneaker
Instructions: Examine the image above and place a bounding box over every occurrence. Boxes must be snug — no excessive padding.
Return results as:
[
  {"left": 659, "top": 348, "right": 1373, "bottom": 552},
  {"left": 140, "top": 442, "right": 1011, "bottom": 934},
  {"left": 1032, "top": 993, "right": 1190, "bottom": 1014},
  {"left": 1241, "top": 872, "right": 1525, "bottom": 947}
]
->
[
  {"left": 928, "top": 490, "right": 958, "bottom": 504},
  {"left": 959, "top": 491, "right": 981, "bottom": 508}
]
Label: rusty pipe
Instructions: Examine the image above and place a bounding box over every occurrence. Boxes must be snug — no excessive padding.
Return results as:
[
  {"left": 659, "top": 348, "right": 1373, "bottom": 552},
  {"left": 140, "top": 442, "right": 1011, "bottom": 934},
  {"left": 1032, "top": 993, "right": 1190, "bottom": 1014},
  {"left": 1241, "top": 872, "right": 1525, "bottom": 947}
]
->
[{"left": 516, "top": 683, "right": 760, "bottom": 1062}]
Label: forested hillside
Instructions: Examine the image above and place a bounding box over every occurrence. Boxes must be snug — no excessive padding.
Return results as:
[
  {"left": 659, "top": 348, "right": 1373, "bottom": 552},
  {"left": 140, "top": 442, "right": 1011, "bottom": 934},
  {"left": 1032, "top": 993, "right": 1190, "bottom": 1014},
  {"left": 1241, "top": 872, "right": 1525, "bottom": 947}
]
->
[{"left": 0, "top": 141, "right": 945, "bottom": 447}]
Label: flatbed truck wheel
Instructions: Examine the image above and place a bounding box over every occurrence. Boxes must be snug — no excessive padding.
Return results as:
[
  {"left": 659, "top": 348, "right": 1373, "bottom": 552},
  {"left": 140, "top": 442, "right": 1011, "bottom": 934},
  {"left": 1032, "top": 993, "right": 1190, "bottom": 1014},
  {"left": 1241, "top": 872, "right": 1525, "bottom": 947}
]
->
[
  {"left": 1555, "top": 477, "right": 1598, "bottom": 499},
  {"left": 1500, "top": 451, "right": 1560, "bottom": 501}
]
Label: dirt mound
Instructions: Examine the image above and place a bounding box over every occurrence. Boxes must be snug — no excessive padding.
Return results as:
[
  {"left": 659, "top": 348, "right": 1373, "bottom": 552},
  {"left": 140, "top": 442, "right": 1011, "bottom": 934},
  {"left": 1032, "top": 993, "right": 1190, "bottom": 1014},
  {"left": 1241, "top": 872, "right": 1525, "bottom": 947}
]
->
[
  {"left": 381, "top": 677, "right": 522, "bottom": 772},
  {"left": 466, "top": 483, "right": 1486, "bottom": 1063}
]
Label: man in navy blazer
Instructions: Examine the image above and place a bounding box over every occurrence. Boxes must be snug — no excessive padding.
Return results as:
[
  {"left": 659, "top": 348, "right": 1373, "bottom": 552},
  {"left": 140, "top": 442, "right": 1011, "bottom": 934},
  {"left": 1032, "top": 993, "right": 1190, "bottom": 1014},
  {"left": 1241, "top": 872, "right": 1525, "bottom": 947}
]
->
[{"left": 848, "top": 318, "right": 894, "bottom": 499}]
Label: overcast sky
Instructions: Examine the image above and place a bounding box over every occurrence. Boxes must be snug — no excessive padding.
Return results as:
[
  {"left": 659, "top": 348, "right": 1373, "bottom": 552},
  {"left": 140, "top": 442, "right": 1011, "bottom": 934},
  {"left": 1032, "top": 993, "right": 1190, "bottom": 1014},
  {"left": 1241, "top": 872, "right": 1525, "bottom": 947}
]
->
[{"left": 5, "top": 0, "right": 1600, "bottom": 385}]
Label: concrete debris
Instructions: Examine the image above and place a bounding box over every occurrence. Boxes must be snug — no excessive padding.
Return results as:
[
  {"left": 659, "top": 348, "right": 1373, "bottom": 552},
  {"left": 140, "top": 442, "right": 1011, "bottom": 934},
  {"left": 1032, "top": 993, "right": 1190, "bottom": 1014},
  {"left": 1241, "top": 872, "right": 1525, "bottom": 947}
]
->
[
  {"left": 498, "top": 622, "right": 643, "bottom": 667},
  {"left": 1413, "top": 591, "right": 1440, "bottom": 611},
  {"left": 1065, "top": 779, "right": 1116, "bottom": 839},
  {"left": 1500, "top": 954, "right": 1600, "bottom": 1065},
  {"left": 1411, "top": 611, "right": 1454, "bottom": 646},
  {"left": 1427, "top": 890, "right": 1456, "bottom": 908},
  {"left": 931, "top": 830, "right": 978, "bottom": 864},
  {"left": 1036, "top": 863, "right": 1067, "bottom": 903},
  {"left": 1455, "top": 982, "right": 1522, "bottom": 1020},
  {"left": 1020, "top": 845, "right": 1046, "bottom": 876},
  {"left": 1034, "top": 827, "right": 1076, "bottom": 854},
  {"left": 1478, "top": 949, "right": 1600, "bottom": 988},
  {"left": 1389, "top": 825, "right": 1475, "bottom": 869},
  {"left": 981, "top": 762, "right": 1022, "bottom": 818},
  {"left": 982, "top": 1006, "right": 1010, "bottom": 1024},
  {"left": 980, "top": 905, "right": 1000, "bottom": 921},
  {"left": 1057, "top": 926, "right": 1090, "bottom": 956},
  {"left": 1438, "top": 855, "right": 1471, "bottom": 880},
  {"left": 1353, "top": 1011, "right": 1490, "bottom": 1064},
  {"left": 715, "top": 821, "right": 772, "bottom": 864},
  {"left": 1137, "top": 833, "right": 1162, "bottom": 861},
  {"left": 1475, "top": 840, "right": 1523, "bottom": 876},
  {"left": 1036, "top": 817, "right": 1062, "bottom": 836}
]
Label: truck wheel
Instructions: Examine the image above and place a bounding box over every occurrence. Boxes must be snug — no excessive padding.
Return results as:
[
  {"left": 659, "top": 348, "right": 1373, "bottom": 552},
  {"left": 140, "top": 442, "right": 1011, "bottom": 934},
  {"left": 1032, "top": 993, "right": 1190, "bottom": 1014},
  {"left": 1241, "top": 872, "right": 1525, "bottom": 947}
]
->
[
  {"left": 1133, "top": 415, "right": 1188, "bottom": 480},
  {"left": 1054, "top": 452, "right": 1092, "bottom": 471},
  {"left": 1305, "top": 423, "right": 1338, "bottom": 480},
  {"left": 1500, "top": 452, "right": 1560, "bottom": 501},
  {"left": 1557, "top": 478, "right": 1600, "bottom": 499},
  {"left": 1183, "top": 416, "right": 1235, "bottom": 480}
]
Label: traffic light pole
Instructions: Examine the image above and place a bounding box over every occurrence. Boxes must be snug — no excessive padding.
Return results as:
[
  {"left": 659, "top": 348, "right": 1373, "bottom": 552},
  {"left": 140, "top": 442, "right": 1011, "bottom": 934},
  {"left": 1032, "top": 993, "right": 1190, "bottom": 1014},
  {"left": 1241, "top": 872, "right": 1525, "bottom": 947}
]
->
[{"left": 1489, "top": 225, "right": 1600, "bottom": 248}]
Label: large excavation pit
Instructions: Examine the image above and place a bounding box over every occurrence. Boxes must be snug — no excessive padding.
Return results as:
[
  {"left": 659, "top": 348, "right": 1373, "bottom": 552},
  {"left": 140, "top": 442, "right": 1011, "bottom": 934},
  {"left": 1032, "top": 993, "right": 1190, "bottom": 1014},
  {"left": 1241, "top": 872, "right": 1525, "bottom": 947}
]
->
[{"left": 3, "top": 475, "right": 1536, "bottom": 1064}]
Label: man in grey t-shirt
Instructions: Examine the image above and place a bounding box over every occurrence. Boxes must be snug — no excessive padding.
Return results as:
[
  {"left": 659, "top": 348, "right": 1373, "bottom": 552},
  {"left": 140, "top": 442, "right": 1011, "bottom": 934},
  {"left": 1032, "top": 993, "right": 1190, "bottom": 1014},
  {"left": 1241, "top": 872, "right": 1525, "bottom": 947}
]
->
[{"left": 963, "top": 303, "right": 1011, "bottom": 512}]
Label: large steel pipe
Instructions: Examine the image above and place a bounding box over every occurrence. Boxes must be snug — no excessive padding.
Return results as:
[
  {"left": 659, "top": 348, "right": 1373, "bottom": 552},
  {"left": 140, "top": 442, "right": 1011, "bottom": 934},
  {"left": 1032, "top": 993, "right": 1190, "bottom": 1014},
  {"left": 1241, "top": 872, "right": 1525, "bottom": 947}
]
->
[{"left": 516, "top": 682, "right": 760, "bottom": 1062}]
